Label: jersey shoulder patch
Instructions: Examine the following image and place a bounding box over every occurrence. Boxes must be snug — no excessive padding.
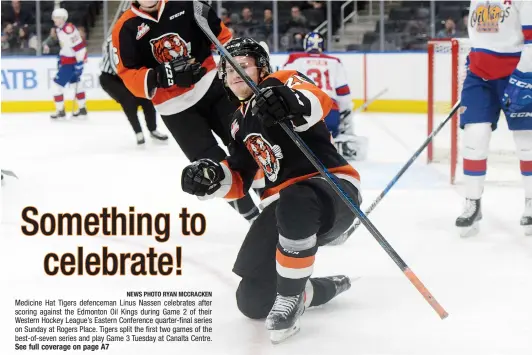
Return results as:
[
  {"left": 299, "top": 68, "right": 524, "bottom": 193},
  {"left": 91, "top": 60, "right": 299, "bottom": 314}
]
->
[{"left": 230, "top": 117, "right": 240, "bottom": 139}]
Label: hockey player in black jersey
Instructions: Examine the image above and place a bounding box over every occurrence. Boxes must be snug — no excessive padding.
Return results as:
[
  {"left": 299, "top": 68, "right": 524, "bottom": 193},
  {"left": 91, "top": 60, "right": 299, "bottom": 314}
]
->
[
  {"left": 180, "top": 38, "right": 362, "bottom": 343},
  {"left": 112, "top": 0, "right": 259, "bottom": 222}
]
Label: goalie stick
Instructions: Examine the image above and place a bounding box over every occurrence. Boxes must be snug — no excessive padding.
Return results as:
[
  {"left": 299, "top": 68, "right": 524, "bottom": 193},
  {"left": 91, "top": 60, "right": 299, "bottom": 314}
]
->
[
  {"left": 354, "top": 88, "right": 389, "bottom": 114},
  {"left": 348, "top": 100, "right": 461, "bottom": 234},
  {"left": 192, "top": 0, "right": 448, "bottom": 320}
]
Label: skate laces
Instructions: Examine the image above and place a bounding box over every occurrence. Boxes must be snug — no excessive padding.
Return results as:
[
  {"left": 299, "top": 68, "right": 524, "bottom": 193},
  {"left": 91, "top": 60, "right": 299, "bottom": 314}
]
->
[
  {"left": 460, "top": 199, "right": 477, "bottom": 218},
  {"left": 271, "top": 295, "right": 299, "bottom": 316}
]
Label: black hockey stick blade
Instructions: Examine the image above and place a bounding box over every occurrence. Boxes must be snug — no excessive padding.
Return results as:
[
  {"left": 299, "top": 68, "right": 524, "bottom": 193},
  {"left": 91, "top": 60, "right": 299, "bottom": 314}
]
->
[{"left": 192, "top": 0, "right": 448, "bottom": 320}]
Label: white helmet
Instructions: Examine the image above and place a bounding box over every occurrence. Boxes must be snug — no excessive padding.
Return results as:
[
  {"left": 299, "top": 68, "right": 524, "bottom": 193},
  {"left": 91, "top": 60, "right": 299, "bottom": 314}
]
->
[{"left": 52, "top": 8, "right": 68, "bottom": 21}]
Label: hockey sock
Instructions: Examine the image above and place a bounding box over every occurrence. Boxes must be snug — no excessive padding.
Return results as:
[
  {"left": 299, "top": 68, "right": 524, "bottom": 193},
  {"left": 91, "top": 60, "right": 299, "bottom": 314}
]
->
[
  {"left": 53, "top": 82, "right": 65, "bottom": 112},
  {"left": 513, "top": 130, "right": 532, "bottom": 198},
  {"left": 462, "top": 123, "right": 492, "bottom": 199},
  {"left": 140, "top": 100, "right": 157, "bottom": 132},
  {"left": 227, "top": 193, "right": 260, "bottom": 222},
  {"left": 122, "top": 102, "right": 142, "bottom": 133},
  {"left": 75, "top": 82, "right": 86, "bottom": 109},
  {"left": 306, "top": 277, "right": 337, "bottom": 307},
  {"left": 276, "top": 233, "right": 317, "bottom": 297}
]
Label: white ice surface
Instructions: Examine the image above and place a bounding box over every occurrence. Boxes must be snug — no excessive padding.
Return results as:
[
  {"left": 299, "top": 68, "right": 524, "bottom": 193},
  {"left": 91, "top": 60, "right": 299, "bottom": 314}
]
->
[{"left": 1, "top": 111, "right": 531, "bottom": 355}]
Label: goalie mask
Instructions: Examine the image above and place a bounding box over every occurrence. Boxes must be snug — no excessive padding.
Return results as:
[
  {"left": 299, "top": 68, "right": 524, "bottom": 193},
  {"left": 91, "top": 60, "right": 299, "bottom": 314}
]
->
[{"left": 304, "top": 32, "right": 325, "bottom": 53}]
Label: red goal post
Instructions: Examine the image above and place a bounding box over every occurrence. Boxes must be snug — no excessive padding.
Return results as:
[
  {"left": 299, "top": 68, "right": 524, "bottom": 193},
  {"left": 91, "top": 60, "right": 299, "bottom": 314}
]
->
[{"left": 427, "top": 38, "right": 471, "bottom": 184}]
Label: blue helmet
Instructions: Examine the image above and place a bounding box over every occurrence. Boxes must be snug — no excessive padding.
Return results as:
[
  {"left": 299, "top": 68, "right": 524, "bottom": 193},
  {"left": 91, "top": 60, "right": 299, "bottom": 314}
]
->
[{"left": 303, "top": 32, "right": 325, "bottom": 53}]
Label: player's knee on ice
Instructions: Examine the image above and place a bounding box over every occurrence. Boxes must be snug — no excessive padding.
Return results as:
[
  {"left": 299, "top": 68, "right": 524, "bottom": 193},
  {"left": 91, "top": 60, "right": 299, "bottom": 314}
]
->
[{"left": 236, "top": 278, "right": 276, "bottom": 319}]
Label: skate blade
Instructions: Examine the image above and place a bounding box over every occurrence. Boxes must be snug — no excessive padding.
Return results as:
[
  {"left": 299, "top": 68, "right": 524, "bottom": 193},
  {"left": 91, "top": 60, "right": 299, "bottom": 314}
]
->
[
  {"left": 523, "top": 225, "right": 532, "bottom": 236},
  {"left": 150, "top": 138, "right": 169, "bottom": 144},
  {"left": 71, "top": 114, "right": 88, "bottom": 120},
  {"left": 458, "top": 222, "right": 479, "bottom": 238},
  {"left": 269, "top": 320, "right": 300, "bottom": 344}
]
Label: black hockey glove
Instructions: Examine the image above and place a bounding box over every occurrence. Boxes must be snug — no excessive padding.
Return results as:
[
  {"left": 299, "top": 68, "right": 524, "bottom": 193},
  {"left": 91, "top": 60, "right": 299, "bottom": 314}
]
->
[
  {"left": 251, "top": 86, "right": 309, "bottom": 127},
  {"left": 156, "top": 56, "right": 207, "bottom": 88},
  {"left": 181, "top": 159, "right": 225, "bottom": 197}
]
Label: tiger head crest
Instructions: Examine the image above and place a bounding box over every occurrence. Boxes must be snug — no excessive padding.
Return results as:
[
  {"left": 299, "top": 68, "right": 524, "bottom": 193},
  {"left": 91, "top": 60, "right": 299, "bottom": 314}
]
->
[
  {"left": 244, "top": 134, "right": 283, "bottom": 182},
  {"left": 149, "top": 33, "right": 190, "bottom": 63}
]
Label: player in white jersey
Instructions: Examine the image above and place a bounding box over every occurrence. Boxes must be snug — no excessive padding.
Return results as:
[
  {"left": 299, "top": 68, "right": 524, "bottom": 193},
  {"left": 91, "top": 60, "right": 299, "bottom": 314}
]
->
[
  {"left": 456, "top": 1, "right": 532, "bottom": 236},
  {"left": 282, "top": 32, "right": 367, "bottom": 161},
  {"left": 50, "top": 8, "right": 88, "bottom": 120}
]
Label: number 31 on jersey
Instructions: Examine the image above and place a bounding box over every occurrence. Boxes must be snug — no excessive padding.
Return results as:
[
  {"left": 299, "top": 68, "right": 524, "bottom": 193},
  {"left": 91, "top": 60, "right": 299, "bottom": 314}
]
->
[{"left": 306, "top": 69, "right": 332, "bottom": 91}]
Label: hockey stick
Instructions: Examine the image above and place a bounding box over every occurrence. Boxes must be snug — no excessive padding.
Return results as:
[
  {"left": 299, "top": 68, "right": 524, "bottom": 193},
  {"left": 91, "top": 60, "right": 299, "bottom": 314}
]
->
[
  {"left": 193, "top": 0, "right": 448, "bottom": 320},
  {"left": 348, "top": 100, "right": 461, "bottom": 235},
  {"left": 1, "top": 170, "right": 18, "bottom": 179},
  {"left": 354, "top": 87, "right": 388, "bottom": 114},
  {"left": 1, "top": 169, "right": 18, "bottom": 179}
]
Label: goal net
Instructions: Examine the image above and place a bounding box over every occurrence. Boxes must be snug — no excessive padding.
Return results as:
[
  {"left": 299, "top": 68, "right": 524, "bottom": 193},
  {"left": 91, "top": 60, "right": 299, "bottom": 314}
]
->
[{"left": 427, "top": 38, "right": 519, "bottom": 185}]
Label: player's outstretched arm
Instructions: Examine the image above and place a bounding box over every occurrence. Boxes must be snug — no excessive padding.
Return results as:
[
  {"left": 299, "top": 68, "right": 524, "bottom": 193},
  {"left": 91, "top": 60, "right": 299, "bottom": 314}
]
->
[{"left": 181, "top": 138, "right": 258, "bottom": 201}]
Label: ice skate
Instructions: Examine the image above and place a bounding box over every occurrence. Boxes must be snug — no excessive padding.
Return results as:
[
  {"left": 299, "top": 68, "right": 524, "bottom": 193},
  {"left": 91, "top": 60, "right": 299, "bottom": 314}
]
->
[
  {"left": 305, "top": 275, "right": 353, "bottom": 310},
  {"left": 326, "top": 275, "right": 352, "bottom": 298},
  {"left": 520, "top": 198, "right": 532, "bottom": 236},
  {"left": 149, "top": 129, "right": 168, "bottom": 142},
  {"left": 136, "top": 132, "right": 146, "bottom": 145},
  {"left": 72, "top": 107, "right": 88, "bottom": 119},
  {"left": 456, "top": 198, "right": 482, "bottom": 237},
  {"left": 265, "top": 293, "right": 305, "bottom": 344},
  {"left": 50, "top": 109, "right": 66, "bottom": 119}
]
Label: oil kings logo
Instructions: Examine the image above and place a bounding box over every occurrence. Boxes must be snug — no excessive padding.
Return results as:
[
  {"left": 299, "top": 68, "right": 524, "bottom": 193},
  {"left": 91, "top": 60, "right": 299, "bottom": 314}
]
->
[{"left": 470, "top": 2, "right": 512, "bottom": 33}]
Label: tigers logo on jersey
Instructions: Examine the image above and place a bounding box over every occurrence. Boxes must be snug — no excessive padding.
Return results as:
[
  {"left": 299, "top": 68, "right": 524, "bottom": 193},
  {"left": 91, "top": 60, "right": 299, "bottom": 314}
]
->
[
  {"left": 149, "top": 33, "right": 190, "bottom": 64},
  {"left": 244, "top": 134, "right": 283, "bottom": 182}
]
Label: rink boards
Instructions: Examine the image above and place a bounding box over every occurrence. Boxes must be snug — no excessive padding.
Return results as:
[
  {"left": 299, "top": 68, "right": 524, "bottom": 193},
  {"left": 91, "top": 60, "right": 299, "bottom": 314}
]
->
[{"left": 1, "top": 52, "right": 452, "bottom": 114}]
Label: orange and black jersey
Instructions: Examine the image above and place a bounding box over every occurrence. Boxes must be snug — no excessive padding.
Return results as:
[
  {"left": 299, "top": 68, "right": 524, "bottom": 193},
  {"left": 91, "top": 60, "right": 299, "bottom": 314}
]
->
[
  {"left": 214, "top": 70, "right": 361, "bottom": 207},
  {"left": 112, "top": 0, "right": 231, "bottom": 115}
]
